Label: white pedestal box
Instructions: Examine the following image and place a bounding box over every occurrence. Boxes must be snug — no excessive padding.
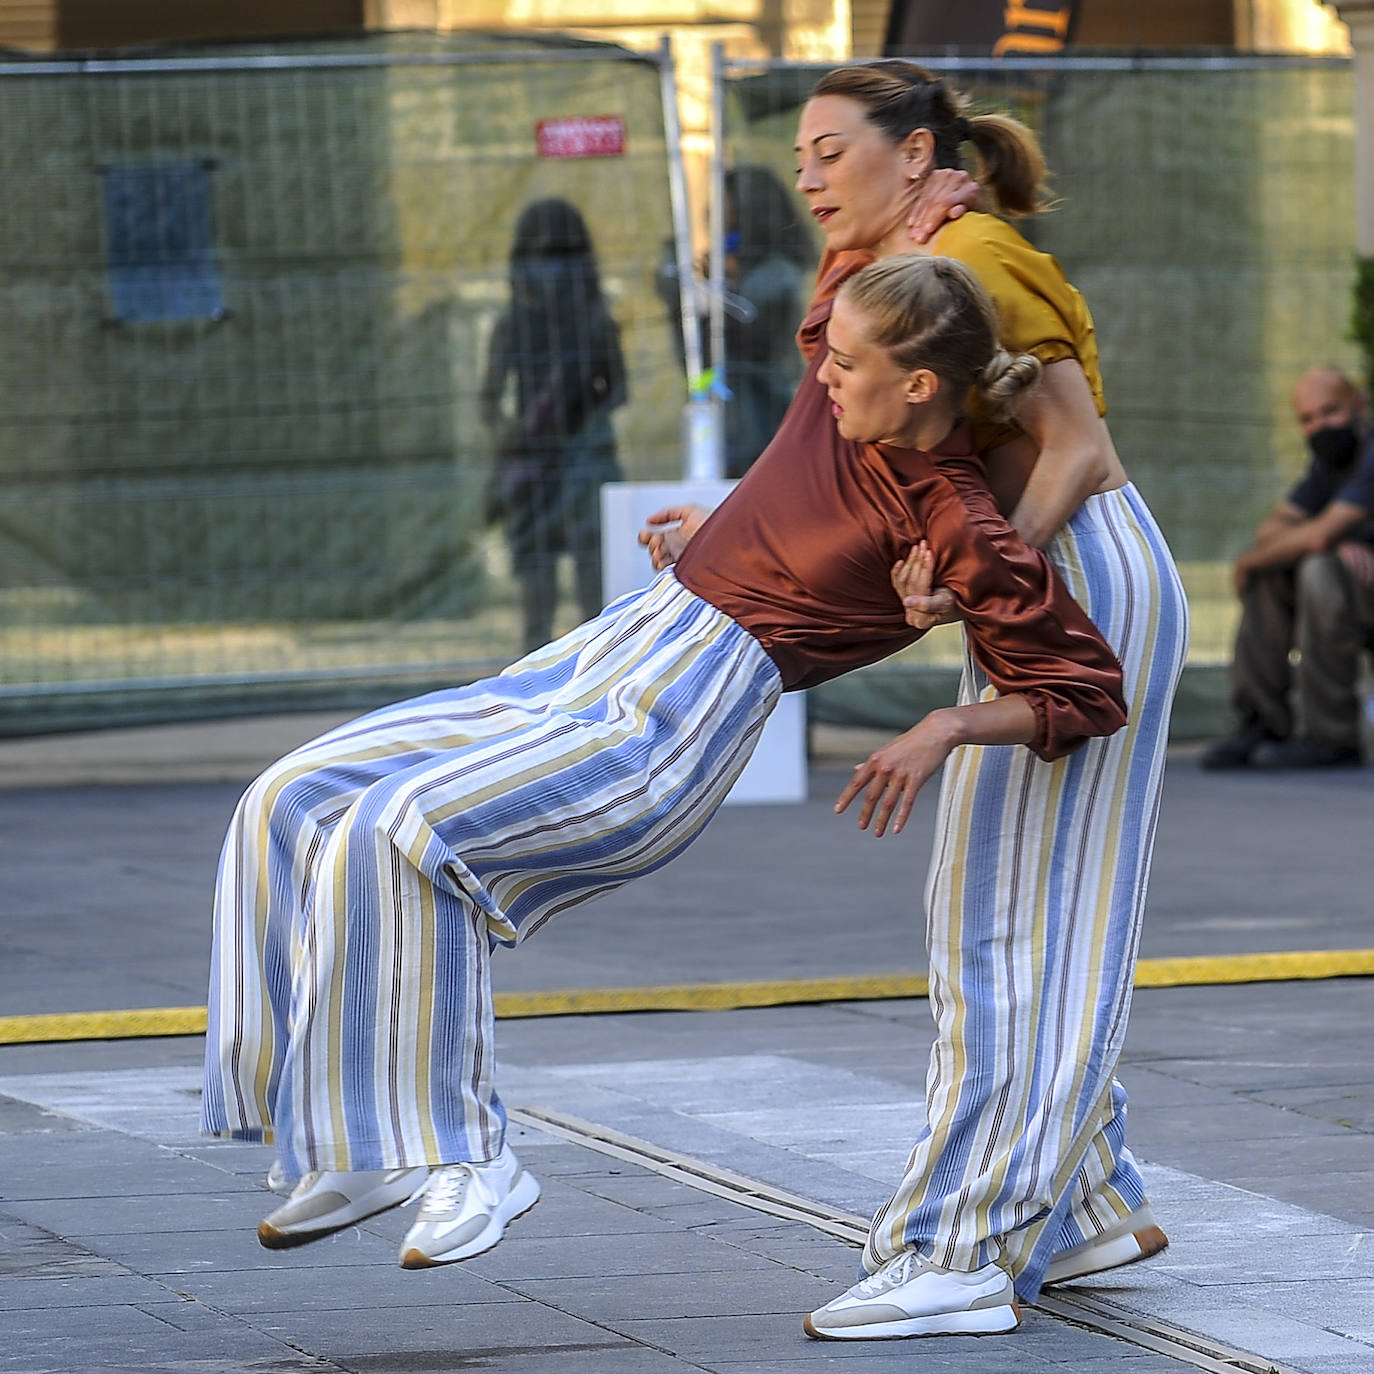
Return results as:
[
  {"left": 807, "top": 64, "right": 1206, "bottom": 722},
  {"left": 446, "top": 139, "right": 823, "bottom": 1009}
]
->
[{"left": 600, "top": 480, "right": 807, "bottom": 805}]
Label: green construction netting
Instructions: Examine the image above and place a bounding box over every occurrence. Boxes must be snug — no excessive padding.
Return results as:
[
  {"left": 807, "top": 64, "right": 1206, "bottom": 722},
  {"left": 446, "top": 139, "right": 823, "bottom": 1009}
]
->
[
  {"left": 0, "top": 45, "right": 1360, "bottom": 737},
  {"left": 0, "top": 31, "right": 685, "bottom": 731}
]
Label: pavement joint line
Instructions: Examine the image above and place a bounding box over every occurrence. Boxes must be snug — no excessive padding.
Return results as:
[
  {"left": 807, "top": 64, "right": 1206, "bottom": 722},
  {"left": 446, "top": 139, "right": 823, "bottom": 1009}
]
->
[
  {"left": 3, "top": 947, "right": 1373, "bottom": 1045},
  {"left": 511, "top": 1104, "right": 1305, "bottom": 1374}
]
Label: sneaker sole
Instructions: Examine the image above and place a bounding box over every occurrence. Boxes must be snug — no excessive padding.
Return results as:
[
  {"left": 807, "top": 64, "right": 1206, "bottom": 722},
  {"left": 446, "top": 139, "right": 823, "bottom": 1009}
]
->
[
  {"left": 803, "top": 1300, "right": 1021, "bottom": 1341},
  {"left": 257, "top": 1193, "right": 416, "bottom": 1250},
  {"left": 1043, "top": 1224, "right": 1169, "bottom": 1286},
  {"left": 399, "top": 1170, "right": 541, "bottom": 1269}
]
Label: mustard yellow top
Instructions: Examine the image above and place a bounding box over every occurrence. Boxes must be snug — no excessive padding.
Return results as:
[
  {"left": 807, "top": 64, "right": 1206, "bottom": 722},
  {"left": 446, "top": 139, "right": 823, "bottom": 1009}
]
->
[{"left": 930, "top": 212, "right": 1106, "bottom": 450}]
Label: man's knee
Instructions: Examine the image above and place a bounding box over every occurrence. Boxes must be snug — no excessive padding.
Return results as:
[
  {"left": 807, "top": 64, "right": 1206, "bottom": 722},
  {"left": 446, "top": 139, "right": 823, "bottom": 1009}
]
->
[{"left": 1295, "top": 551, "right": 1353, "bottom": 625}]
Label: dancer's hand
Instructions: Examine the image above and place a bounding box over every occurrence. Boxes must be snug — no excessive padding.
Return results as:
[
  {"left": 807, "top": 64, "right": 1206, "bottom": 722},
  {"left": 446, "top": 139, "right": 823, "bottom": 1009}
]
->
[
  {"left": 907, "top": 168, "right": 981, "bottom": 245},
  {"left": 834, "top": 714, "right": 960, "bottom": 837},
  {"left": 638, "top": 503, "right": 711, "bottom": 571},
  {"left": 891, "top": 542, "right": 958, "bottom": 629}
]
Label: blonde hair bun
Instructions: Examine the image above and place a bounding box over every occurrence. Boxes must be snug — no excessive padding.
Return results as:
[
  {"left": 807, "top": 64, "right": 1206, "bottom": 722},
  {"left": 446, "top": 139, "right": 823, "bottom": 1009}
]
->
[{"left": 980, "top": 348, "right": 1043, "bottom": 418}]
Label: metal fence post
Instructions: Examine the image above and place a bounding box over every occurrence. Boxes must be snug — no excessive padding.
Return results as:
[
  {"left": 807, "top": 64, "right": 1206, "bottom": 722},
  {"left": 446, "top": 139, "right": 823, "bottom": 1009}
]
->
[
  {"left": 657, "top": 33, "right": 723, "bottom": 480},
  {"left": 707, "top": 40, "right": 728, "bottom": 472}
]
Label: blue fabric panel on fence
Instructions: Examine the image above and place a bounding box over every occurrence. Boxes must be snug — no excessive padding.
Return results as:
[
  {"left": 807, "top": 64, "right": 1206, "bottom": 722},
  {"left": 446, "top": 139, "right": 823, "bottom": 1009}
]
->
[{"left": 103, "top": 162, "right": 224, "bottom": 323}]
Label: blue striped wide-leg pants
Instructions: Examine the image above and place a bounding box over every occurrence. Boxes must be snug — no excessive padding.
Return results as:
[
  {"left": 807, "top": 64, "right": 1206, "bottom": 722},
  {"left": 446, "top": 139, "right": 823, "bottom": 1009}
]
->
[
  {"left": 864, "top": 484, "right": 1189, "bottom": 1302},
  {"left": 201, "top": 572, "right": 781, "bottom": 1178}
]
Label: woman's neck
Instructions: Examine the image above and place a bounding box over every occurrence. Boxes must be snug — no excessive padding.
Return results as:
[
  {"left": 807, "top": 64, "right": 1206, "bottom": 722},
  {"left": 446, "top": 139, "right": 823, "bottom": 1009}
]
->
[
  {"left": 866, "top": 183, "right": 925, "bottom": 260},
  {"left": 887, "top": 404, "right": 962, "bottom": 455}
]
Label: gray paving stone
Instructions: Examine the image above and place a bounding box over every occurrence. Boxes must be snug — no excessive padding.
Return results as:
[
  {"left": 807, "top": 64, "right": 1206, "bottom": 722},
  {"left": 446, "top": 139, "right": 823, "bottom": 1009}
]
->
[
  {"left": 69, "top": 1219, "right": 398, "bottom": 1275},
  {"left": 1110, "top": 1066, "right": 1252, "bottom": 1110},
  {"left": 550, "top": 1057, "right": 913, "bottom": 1116},
  {"left": 5, "top": 1189, "right": 271, "bottom": 1238},
  {"left": 627, "top": 1197, "right": 797, "bottom": 1230},
  {"left": 133, "top": 1297, "right": 263, "bottom": 1333},
  {"left": 0, "top": 1325, "right": 320, "bottom": 1374},
  {"left": 1221, "top": 1170, "right": 1374, "bottom": 1224},
  {"left": 0, "top": 1299, "right": 225, "bottom": 1342},
  {"left": 698, "top": 1239, "right": 859, "bottom": 1286},
  {"left": 0, "top": 1154, "right": 261, "bottom": 1201},
  {"left": 1147, "top": 1233, "right": 1374, "bottom": 1283},
  {"left": 564, "top": 1170, "right": 706, "bottom": 1209},
  {"left": 250, "top": 1299, "right": 638, "bottom": 1360},
  {"left": 1180, "top": 1275, "right": 1374, "bottom": 1334},
  {"left": 504, "top": 1265, "right": 841, "bottom": 1323},
  {"left": 488, "top": 1177, "right": 682, "bottom": 1239},
  {"left": 357, "top": 1351, "right": 699, "bottom": 1374},
  {"left": 0, "top": 1214, "right": 128, "bottom": 1280},
  {"left": 0, "top": 1130, "right": 155, "bottom": 1171},
  {"left": 0, "top": 1274, "right": 168, "bottom": 1311},
  {"left": 1132, "top": 1138, "right": 1358, "bottom": 1193},
  {"left": 693, "top": 1102, "right": 923, "bottom": 1152},
  {"left": 463, "top": 1228, "right": 779, "bottom": 1282},
  {"left": 1016, "top": 1360, "right": 1204, "bottom": 1373},
  {"left": 1131, "top": 1294, "right": 1370, "bottom": 1371},
  {"left": 0, "top": 1098, "right": 89, "bottom": 1135},
  {"left": 1131, "top": 1052, "right": 1374, "bottom": 1094},
  {"left": 1243, "top": 1084, "right": 1374, "bottom": 1131},
  {"left": 165, "top": 1258, "right": 519, "bottom": 1312},
  {"left": 1012, "top": 1310, "right": 1164, "bottom": 1364},
  {"left": 1129, "top": 1100, "right": 1356, "bottom": 1144},
  {"left": 706, "top": 1353, "right": 1055, "bottom": 1373},
  {"left": 608, "top": 1312, "right": 1029, "bottom": 1365}
]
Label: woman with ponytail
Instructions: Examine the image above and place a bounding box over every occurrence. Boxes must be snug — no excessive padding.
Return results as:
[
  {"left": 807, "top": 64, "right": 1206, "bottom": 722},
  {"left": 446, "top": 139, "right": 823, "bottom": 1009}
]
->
[
  {"left": 644, "top": 55, "right": 1189, "bottom": 1340},
  {"left": 789, "top": 61, "right": 1191, "bottom": 1334}
]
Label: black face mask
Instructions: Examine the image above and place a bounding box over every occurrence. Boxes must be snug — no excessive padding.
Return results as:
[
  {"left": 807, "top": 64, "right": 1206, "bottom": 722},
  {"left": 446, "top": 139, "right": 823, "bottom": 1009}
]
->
[{"left": 1308, "top": 423, "right": 1361, "bottom": 470}]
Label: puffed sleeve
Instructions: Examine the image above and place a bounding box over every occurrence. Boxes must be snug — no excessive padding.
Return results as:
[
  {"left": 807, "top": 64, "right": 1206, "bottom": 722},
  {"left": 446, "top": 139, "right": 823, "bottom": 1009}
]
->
[
  {"left": 939, "top": 216, "right": 1107, "bottom": 419},
  {"left": 921, "top": 473, "right": 1126, "bottom": 760}
]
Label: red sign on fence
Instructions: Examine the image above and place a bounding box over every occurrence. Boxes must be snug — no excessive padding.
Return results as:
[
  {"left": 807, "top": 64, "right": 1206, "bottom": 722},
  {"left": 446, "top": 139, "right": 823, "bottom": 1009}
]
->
[{"left": 536, "top": 116, "right": 627, "bottom": 160}]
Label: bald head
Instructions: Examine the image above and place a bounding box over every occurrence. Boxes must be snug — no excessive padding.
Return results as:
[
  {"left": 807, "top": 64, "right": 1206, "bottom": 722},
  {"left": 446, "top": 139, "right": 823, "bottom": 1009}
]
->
[{"left": 1292, "top": 367, "right": 1365, "bottom": 439}]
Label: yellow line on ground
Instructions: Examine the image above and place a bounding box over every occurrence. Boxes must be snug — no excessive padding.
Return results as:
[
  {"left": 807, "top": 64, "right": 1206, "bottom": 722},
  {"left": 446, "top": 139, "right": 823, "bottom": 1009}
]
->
[
  {"left": 0, "top": 1006, "right": 209, "bottom": 1045},
  {"left": 3, "top": 949, "right": 1372, "bottom": 1046}
]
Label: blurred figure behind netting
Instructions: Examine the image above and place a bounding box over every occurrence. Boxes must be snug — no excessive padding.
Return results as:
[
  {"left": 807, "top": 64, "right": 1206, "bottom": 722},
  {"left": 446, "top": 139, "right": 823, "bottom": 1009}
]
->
[
  {"left": 481, "top": 197, "right": 627, "bottom": 651},
  {"left": 656, "top": 164, "right": 816, "bottom": 478},
  {"left": 721, "top": 164, "right": 815, "bottom": 477}
]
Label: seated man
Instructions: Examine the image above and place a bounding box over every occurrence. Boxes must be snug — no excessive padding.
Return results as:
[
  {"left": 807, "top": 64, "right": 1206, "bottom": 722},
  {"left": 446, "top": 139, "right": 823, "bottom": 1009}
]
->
[{"left": 1203, "top": 366, "right": 1374, "bottom": 769}]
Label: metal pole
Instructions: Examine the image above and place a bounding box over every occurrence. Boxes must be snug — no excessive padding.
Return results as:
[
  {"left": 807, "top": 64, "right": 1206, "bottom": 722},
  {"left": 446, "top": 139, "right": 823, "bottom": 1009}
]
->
[
  {"left": 0, "top": 48, "right": 658, "bottom": 76},
  {"left": 717, "top": 53, "right": 1350, "bottom": 75},
  {"left": 658, "top": 34, "right": 704, "bottom": 389},
  {"left": 708, "top": 39, "right": 728, "bottom": 473},
  {"left": 657, "top": 34, "right": 723, "bottom": 479}
]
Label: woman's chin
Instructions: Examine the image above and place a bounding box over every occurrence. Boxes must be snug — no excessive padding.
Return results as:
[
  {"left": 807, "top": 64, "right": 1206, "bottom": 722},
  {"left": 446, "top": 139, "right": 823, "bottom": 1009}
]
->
[{"left": 821, "top": 224, "right": 863, "bottom": 254}]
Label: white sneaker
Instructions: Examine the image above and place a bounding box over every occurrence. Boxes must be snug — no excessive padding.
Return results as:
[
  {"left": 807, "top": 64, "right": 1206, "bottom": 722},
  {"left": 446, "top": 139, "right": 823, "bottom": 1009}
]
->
[
  {"left": 257, "top": 1166, "right": 429, "bottom": 1249},
  {"left": 804, "top": 1250, "right": 1021, "bottom": 1341},
  {"left": 1043, "top": 1204, "right": 1169, "bottom": 1285},
  {"left": 265, "top": 1159, "right": 292, "bottom": 1194},
  {"left": 399, "top": 1145, "right": 540, "bottom": 1269}
]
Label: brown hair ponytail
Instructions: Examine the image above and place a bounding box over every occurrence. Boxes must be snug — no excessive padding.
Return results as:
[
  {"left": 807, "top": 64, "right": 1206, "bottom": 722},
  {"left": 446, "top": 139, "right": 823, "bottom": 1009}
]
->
[{"left": 966, "top": 114, "right": 1047, "bottom": 217}]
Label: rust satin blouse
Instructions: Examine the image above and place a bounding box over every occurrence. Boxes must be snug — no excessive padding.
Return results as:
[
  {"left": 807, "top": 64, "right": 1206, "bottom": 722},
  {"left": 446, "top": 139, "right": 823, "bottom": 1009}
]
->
[{"left": 673, "top": 332, "right": 1126, "bottom": 762}]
